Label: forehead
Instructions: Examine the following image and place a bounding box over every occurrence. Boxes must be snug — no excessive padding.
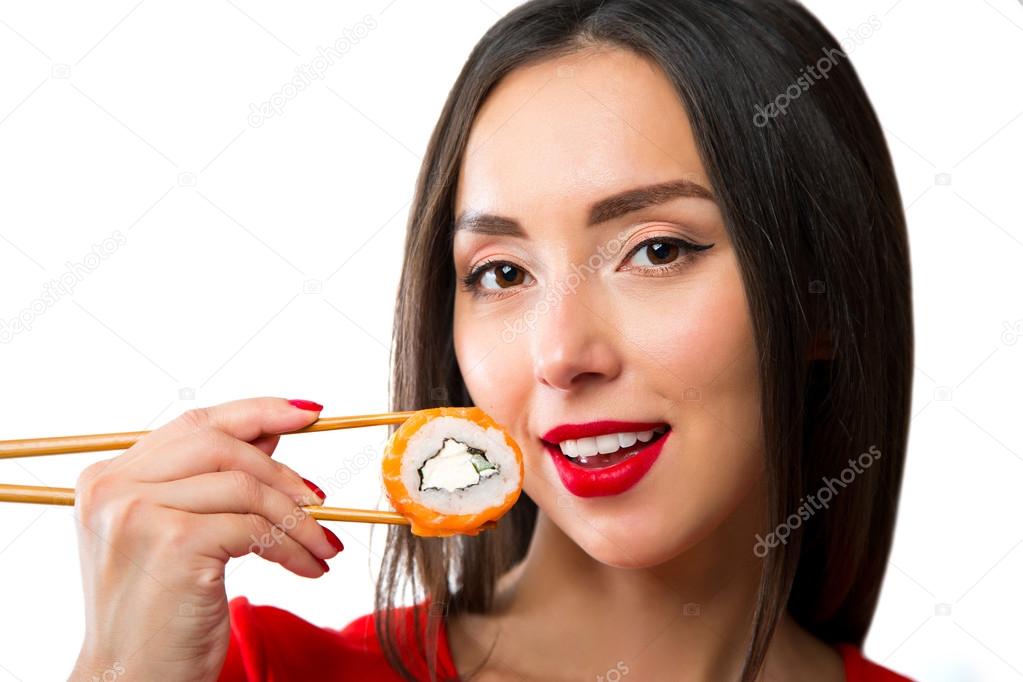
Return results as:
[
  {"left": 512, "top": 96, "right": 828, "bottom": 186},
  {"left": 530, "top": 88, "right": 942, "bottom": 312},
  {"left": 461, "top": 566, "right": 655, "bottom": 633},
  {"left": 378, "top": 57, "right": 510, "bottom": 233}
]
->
[{"left": 455, "top": 47, "right": 710, "bottom": 219}]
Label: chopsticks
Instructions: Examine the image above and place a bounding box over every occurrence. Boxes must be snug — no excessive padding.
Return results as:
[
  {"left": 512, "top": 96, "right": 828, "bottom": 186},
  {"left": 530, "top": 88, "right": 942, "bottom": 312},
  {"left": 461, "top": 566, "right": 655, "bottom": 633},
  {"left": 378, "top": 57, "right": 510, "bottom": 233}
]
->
[
  {"left": 0, "top": 410, "right": 420, "bottom": 459},
  {"left": 0, "top": 482, "right": 420, "bottom": 525},
  {"left": 0, "top": 410, "right": 498, "bottom": 530}
]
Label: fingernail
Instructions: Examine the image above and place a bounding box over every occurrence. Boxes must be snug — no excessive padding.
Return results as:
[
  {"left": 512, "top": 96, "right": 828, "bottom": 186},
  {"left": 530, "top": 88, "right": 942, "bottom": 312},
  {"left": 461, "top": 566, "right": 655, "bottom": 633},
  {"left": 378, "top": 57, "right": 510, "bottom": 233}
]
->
[
  {"left": 322, "top": 526, "right": 344, "bottom": 552},
  {"left": 288, "top": 399, "right": 323, "bottom": 412},
  {"left": 302, "top": 477, "right": 326, "bottom": 501},
  {"left": 317, "top": 557, "right": 330, "bottom": 573}
]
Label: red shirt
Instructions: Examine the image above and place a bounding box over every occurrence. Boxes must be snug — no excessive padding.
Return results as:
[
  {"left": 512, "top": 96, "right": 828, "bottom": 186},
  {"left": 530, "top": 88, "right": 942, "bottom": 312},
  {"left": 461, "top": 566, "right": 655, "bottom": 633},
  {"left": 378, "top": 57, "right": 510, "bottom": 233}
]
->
[{"left": 217, "top": 595, "right": 915, "bottom": 681}]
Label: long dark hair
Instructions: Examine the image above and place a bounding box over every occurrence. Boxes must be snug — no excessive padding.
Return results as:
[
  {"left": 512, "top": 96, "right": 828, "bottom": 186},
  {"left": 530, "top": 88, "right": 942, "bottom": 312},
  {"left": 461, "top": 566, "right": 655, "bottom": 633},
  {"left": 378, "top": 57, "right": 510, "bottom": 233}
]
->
[{"left": 375, "top": 1, "right": 912, "bottom": 680}]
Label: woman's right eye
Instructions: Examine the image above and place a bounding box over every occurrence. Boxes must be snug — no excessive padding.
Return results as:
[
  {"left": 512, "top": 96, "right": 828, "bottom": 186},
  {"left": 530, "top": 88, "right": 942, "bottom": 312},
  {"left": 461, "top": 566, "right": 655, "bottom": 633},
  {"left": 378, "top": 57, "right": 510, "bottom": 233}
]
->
[
  {"left": 461, "top": 260, "right": 534, "bottom": 296},
  {"left": 481, "top": 263, "right": 530, "bottom": 289}
]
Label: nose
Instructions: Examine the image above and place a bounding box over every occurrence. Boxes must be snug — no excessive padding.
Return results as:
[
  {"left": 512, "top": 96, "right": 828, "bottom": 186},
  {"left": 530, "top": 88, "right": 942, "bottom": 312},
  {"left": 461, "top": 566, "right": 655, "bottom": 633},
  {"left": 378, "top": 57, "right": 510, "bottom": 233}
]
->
[{"left": 532, "top": 283, "right": 622, "bottom": 391}]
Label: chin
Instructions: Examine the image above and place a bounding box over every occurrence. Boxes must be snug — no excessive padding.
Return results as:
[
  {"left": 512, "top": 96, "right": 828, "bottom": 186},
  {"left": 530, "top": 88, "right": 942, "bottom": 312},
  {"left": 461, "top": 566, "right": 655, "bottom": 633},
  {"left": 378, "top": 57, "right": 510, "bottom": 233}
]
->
[{"left": 563, "top": 512, "right": 697, "bottom": 569}]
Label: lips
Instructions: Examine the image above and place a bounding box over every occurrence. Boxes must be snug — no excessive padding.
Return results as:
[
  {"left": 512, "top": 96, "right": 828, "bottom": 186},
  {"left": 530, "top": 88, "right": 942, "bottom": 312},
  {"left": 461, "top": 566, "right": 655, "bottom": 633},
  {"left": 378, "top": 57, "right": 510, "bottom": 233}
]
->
[
  {"left": 540, "top": 420, "right": 671, "bottom": 498},
  {"left": 541, "top": 420, "right": 668, "bottom": 443}
]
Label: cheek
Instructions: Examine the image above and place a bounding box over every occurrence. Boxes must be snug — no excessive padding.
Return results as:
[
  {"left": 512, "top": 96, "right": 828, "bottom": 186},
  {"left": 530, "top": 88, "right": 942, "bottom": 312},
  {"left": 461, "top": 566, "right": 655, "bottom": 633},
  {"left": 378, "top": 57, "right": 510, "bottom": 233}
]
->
[
  {"left": 453, "top": 256, "right": 766, "bottom": 568},
  {"left": 605, "top": 254, "right": 761, "bottom": 439},
  {"left": 620, "top": 256, "right": 755, "bottom": 384},
  {"left": 454, "top": 294, "right": 576, "bottom": 518},
  {"left": 640, "top": 258, "right": 763, "bottom": 492},
  {"left": 567, "top": 261, "right": 764, "bottom": 565},
  {"left": 452, "top": 295, "right": 532, "bottom": 428}
]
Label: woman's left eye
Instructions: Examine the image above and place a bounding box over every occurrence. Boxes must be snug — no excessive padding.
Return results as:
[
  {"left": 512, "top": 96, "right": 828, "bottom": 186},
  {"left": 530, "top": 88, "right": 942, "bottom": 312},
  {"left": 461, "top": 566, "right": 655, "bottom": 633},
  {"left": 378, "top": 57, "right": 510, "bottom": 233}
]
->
[
  {"left": 622, "top": 237, "right": 713, "bottom": 270},
  {"left": 629, "top": 241, "right": 680, "bottom": 266}
]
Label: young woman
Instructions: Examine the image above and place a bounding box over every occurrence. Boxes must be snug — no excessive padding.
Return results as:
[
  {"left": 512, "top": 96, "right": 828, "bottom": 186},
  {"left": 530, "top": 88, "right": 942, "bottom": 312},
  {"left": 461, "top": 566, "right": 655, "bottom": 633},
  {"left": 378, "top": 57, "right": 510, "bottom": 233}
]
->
[{"left": 71, "top": 1, "right": 914, "bottom": 680}]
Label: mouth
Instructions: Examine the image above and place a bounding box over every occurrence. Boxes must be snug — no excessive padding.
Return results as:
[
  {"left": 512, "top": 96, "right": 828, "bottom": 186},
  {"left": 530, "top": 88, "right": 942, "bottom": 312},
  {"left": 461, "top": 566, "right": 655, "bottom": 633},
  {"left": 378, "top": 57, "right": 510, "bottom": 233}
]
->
[
  {"left": 540, "top": 421, "right": 671, "bottom": 470},
  {"left": 540, "top": 419, "right": 672, "bottom": 497},
  {"left": 540, "top": 419, "right": 675, "bottom": 498}
]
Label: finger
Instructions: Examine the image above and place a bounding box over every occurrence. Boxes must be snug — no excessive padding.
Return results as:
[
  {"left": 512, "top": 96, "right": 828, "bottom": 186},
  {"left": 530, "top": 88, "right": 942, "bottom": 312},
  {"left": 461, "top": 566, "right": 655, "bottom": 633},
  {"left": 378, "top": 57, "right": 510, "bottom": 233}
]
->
[
  {"left": 151, "top": 471, "right": 341, "bottom": 561},
  {"left": 250, "top": 433, "right": 281, "bottom": 458},
  {"left": 195, "top": 511, "right": 331, "bottom": 578},
  {"left": 180, "top": 396, "right": 324, "bottom": 441},
  {"left": 128, "top": 397, "right": 323, "bottom": 455},
  {"left": 122, "top": 427, "right": 326, "bottom": 507}
]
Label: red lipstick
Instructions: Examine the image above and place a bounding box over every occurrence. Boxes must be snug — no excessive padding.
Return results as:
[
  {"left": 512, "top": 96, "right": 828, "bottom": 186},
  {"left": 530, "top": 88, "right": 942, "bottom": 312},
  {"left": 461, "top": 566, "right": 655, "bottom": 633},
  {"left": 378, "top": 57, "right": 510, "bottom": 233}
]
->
[{"left": 541, "top": 420, "right": 670, "bottom": 498}]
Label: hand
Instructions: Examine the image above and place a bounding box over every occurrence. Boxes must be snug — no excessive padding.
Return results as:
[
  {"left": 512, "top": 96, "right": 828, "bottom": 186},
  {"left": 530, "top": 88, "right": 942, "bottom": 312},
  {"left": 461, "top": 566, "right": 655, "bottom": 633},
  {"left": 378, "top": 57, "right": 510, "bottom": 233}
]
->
[{"left": 70, "top": 397, "right": 344, "bottom": 682}]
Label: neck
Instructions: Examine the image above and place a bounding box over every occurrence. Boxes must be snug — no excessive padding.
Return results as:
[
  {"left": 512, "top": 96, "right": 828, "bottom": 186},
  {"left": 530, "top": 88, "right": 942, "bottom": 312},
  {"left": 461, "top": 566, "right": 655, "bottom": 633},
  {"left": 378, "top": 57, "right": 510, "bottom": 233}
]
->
[{"left": 483, "top": 477, "right": 808, "bottom": 680}]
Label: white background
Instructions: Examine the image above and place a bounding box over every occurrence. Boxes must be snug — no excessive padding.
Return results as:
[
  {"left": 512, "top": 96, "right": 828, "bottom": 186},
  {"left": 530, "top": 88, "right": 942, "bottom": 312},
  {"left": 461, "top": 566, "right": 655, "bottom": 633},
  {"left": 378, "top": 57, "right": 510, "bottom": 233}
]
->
[{"left": 1, "top": 1, "right": 1021, "bottom": 680}]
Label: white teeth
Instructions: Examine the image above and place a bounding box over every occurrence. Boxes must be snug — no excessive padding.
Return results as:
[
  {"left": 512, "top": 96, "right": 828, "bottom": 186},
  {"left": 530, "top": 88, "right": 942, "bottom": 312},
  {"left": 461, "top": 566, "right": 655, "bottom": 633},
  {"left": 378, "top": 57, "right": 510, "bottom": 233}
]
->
[
  {"left": 556, "top": 427, "right": 667, "bottom": 458},
  {"left": 575, "top": 437, "right": 598, "bottom": 457},
  {"left": 596, "top": 434, "right": 620, "bottom": 454}
]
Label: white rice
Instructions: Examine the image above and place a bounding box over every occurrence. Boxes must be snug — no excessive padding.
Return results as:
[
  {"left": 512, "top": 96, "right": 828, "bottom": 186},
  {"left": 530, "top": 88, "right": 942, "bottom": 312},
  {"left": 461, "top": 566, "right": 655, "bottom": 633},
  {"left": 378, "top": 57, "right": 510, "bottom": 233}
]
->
[{"left": 399, "top": 415, "right": 520, "bottom": 515}]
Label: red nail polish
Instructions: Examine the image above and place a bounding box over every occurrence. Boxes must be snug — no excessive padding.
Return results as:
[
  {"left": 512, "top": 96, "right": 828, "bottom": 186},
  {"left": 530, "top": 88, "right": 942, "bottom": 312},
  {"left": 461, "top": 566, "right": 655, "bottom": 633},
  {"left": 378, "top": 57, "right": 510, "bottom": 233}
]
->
[
  {"left": 317, "top": 557, "right": 330, "bottom": 573},
  {"left": 322, "top": 526, "right": 344, "bottom": 552},
  {"left": 288, "top": 399, "right": 323, "bottom": 411},
  {"left": 302, "top": 478, "right": 326, "bottom": 501}
]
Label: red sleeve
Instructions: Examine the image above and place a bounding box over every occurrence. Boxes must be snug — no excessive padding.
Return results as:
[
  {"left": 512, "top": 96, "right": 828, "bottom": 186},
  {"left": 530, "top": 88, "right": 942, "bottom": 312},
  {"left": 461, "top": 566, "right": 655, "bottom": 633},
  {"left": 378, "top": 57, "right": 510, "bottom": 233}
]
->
[
  {"left": 837, "top": 643, "right": 916, "bottom": 682},
  {"left": 216, "top": 595, "right": 458, "bottom": 682}
]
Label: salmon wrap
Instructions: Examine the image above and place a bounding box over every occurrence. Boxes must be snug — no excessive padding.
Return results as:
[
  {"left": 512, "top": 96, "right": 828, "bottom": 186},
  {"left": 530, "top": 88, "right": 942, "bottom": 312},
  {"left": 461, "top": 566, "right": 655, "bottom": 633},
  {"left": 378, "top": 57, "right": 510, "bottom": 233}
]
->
[{"left": 382, "top": 406, "right": 523, "bottom": 537}]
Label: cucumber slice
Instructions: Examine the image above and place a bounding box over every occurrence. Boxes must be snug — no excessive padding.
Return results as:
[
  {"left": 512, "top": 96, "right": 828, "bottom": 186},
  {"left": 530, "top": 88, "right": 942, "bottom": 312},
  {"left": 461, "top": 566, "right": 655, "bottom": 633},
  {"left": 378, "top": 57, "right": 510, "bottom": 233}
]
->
[{"left": 470, "top": 452, "right": 498, "bottom": 474}]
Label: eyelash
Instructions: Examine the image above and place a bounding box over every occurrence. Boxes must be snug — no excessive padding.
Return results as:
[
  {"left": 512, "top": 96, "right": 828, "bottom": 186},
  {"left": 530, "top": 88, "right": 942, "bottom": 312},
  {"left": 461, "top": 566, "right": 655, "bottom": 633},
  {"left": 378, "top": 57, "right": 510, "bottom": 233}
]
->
[
  {"left": 459, "top": 258, "right": 519, "bottom": 299},
  {"left": 459, "top": 236, "right": 714, "bottom": 299}
]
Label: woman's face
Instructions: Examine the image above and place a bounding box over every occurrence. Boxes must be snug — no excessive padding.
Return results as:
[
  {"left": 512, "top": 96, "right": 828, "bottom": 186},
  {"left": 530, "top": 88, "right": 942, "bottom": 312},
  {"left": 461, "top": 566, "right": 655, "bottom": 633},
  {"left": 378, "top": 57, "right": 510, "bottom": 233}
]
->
[{"left": 452, "top": 47, "right": 764, "bottom": 569}]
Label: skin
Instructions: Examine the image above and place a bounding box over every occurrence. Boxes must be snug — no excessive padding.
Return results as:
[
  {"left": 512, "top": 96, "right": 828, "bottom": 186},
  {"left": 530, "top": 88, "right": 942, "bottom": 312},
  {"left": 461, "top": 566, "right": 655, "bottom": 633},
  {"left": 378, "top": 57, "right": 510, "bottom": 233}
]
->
[
  {"left": 448, "top": 47, "right": 845, "bottom": 681},
  {"left": 67, "top": 45, "right": 841, "bottom": 682},
  {"left": 70, "top": 398, "right": 341, "bottom": 681}
]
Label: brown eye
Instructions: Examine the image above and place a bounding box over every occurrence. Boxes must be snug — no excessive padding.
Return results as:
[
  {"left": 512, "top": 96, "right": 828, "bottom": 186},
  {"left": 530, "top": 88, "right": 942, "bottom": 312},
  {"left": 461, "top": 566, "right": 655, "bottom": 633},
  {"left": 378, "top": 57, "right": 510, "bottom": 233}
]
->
[
  {"left": 628, "top": 241, "right": 680, "bottom": 266},
  {"left": 480, "top": 263, "right": 531, "bottom": 290}
]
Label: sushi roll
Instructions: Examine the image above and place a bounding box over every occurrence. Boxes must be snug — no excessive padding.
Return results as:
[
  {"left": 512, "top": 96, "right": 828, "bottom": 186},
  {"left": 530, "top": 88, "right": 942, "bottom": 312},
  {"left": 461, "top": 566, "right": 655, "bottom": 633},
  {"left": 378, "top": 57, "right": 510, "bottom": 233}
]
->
[{"left": 382, "top": 406, "right": 523, "bottom": 537}]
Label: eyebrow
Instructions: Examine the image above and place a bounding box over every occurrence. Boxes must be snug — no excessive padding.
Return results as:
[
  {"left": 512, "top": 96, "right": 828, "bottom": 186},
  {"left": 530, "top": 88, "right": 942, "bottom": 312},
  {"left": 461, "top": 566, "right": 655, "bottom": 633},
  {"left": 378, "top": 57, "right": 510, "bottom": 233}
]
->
[{"left": 453, "top": 178, "right": 714, "bottom": 237}]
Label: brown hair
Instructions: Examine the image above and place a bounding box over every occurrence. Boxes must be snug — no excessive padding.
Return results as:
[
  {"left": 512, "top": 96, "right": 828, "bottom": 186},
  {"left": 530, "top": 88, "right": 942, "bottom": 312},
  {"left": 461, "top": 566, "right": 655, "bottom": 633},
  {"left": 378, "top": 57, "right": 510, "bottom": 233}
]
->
[{"left": 374, "top": 1, "right": 912, "bottom": 680}]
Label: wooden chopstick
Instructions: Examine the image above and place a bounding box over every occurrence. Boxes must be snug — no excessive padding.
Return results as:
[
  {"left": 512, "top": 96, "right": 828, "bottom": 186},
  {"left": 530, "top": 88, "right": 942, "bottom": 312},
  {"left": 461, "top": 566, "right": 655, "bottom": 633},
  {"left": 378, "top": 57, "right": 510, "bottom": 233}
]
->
[
  {"left": 0, "top": 411, "right": 499, "bottom": 531},
  {"left": 0, "top": 483, "right": 497, "bottom": 530},
  {"left": 0, "top": 410, "right": 419, "bottom": 459},
  {"left": 0, "top": 483, "right": 416, "bottom": 525}
]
